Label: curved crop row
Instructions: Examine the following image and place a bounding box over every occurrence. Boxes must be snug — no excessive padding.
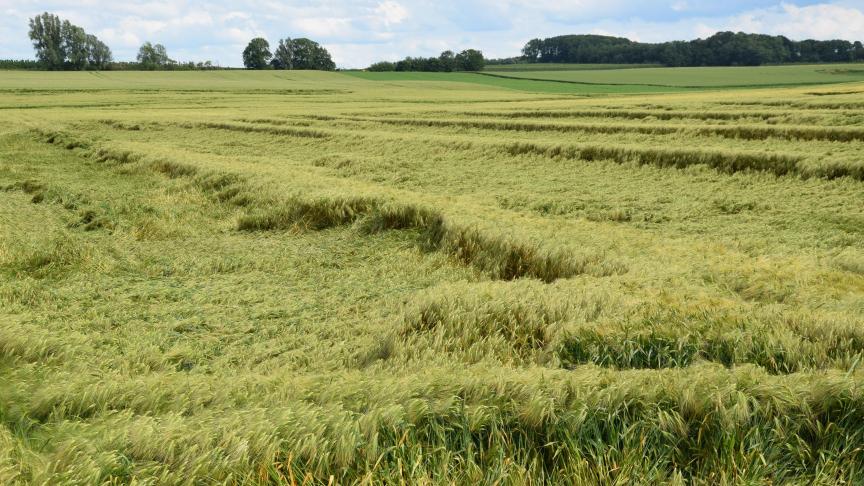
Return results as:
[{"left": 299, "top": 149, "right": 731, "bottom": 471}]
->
[
  {"left": 239, "top": 198, "right": 623, "bottom": 281},
  {"left": 35, "top": 129, "right": 623, "bottom": 282},
  {"left": 558, "top": 314, "right": 864, "bottom": 374},
  {"left": 13, "top": 362, "right": 864, "bottom": 483},
  {"left": 503, "top": 141, "right": 805, "bottom": 177},
  {"left": 460, "top": 109, "right": 782, "bottom": 122},
  {"left": 395, "top": 282, "right": 864, "bottom": 373},
  {"left": 179, "top": 121, "right": 329, "bottom": 139},
  {"left": 334, "top": 115, "right": 864, "bottom": 143}
]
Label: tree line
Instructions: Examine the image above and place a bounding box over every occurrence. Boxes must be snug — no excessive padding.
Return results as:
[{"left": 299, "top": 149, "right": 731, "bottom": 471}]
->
[
  {"left": 242, "top": 37, "right": 335, "bottom": 70},
  {"left": 521, "top": 32, "right": 864, "bottom": 66},
  {"left": 23, "top": 12, "right": 220, "bottom": 70},
  {"left": 366, "top": 49, "right": 485, "bottom": 72},
  {"left": 0, "top": 60, "right": 42, "bottom": 70},
  {"left": 15, "top": 13, "right": 864, "bottom": 72},
  {"left": 28, "top": 12, "right": 112, "bottom": 70}
]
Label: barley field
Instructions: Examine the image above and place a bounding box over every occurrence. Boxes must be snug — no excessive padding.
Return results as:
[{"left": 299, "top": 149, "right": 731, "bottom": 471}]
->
[{"left": 1, "top": 68, "right": 864, "bottom": 484}]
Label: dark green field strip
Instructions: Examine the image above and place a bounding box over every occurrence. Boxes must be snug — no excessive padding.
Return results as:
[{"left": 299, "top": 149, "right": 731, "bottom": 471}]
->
[
  {"left": 343, "top": 71, "right": 691, "bottom": 94},
  {"left": 476, "top": 71, "right": 864, "bottom": 89},
  {"left": 484, "top": 63, "right": 665, "bottom": 72}
]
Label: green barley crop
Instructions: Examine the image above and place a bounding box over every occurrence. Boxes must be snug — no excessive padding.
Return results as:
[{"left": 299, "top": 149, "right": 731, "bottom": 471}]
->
[{"left": 0, "top": 69, "right": 863, "bottom": 484}]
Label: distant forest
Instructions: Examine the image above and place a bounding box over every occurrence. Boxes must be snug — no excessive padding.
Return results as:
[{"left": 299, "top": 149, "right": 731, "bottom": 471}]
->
[{"left": 516, "top": 32, "right": 864, "bottom": 66}]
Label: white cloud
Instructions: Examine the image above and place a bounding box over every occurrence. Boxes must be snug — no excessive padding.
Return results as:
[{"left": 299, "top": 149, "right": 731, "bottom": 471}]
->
[
  {"left": 726, "top": 3, "right": 864, "bottom": 39},
  {"left": 374, "top": 0, "right": 409, "bottom": 27},
  {"left": 291, "top": 17, "right": 353, "bottom": 37},
  {"left": 96, "top": 27, "right": 141, "bottom": 48},
  {"left": 224, "top": 27, "right": 255, "bottom": 43},
  {"left": 119, "top": 18, "right": 167, "bottom": 36}
]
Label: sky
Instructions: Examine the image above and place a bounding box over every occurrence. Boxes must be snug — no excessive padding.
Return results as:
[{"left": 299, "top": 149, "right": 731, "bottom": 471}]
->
[{"left": 2, "top": 1, "right": 863, "bottom": 68}]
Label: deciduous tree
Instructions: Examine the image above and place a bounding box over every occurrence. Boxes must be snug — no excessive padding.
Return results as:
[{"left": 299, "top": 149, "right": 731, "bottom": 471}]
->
[
  {"left": 242, "top": 38, "right": 271, "bottom": 69},
  {"left": 86, "top": 35, "right": 112, "bottom": 69},
  {"left": 455, "top": 49, "right": 485, "bottom": 71},
  {"left": 271, "top": 38, "right": 335, "bottom": 70},
  {"left": 28, "top": 13, "right": 65, "bottom": 70},
  {"left": 28, "top": 13, "right": 112, "bottom": 70},
  {"left": 137, "top": 42, "right": 173, "bottom": 70}
]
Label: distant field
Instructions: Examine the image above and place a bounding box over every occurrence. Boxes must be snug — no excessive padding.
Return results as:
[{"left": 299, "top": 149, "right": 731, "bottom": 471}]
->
[
  {"left": 483, "top": 63, "right": 864, "bottom": 87},
  {"left": 0, "top": 70, "right": 357, "bottom": 91},
  {"left": 344, "top": 70, "right": 691, "bottom": 94},
  {"left": 484, "top": 63, "right": 662, "bottom": 72},
  {"left": 1, "top": 69, "right": 864, "bottom": 484}
]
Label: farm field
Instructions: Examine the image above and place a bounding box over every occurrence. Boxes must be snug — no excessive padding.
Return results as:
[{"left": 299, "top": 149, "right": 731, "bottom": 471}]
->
[
  {"left": 483, "top": 63, "right": 664, "bottom": 72},
  {"left": 343, "top": 70, "right": 687, "bottom": 94},
  {"left": 481, "top": 63, "right": 864, "bottom": 88},
  {"left": 1, "top": 67, "right": 864, "bottom": 484}
]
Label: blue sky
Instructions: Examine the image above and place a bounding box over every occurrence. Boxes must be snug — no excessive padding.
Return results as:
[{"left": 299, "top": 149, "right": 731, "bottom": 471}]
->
[{"left": 2, "top": 1, "right": 863, "bottom": 68}]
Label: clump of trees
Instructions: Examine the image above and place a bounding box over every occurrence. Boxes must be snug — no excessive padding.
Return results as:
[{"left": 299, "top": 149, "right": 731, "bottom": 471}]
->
[
  {"left": 28, "top": 12, "right": 112, "bottom": 70},
  {"left": 366, "top": 49, "right": 485, "bottom": 72},
  {"left": 242, "top": 37, "right": 335, "bottom": 70},
  {"left": 24, "top": 12, "right": 218, "bottom": 71},
  {"left": 132, "top": 43, "right": 218, "bottom": 70},
  {"left": 108, "top": 60, "right": 219, "bottom": 71},
  {"left": 521, "top": 32, "right": 864, "bottom": 67},
  {"left": 137, "top": 42, "right": 174, "bottom": 70},
  {"left": 242, "top": 38, "right": 271, "bottom": 69},
  {"left": 0, "top": 60, "right": 42, "bottom": 70}
]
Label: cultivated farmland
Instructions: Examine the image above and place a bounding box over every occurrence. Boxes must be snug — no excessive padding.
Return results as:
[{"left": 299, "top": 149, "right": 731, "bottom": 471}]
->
[
  {"left": 1, "top": 68, "right": 864, "bottom": 484},
  {"left": 483, "top": 63, "right": 864, "bottom": 88}
]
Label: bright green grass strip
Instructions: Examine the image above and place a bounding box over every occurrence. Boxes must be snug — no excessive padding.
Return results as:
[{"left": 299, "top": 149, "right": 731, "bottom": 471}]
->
[
  {"left": 341, "top": 71, "right": 690, "bottom": 94},
  {"left": 484, "top": 63, "right": 664, "bottom": 72},
  {"left": 484, "top": 63, "right": 864, "bottom": 88}
]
